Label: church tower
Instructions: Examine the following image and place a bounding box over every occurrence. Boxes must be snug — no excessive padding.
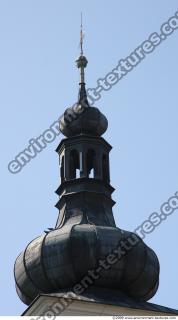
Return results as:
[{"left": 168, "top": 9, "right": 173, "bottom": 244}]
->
[{"left": 14, "top": 27, "right": 178, "bottom": 316}]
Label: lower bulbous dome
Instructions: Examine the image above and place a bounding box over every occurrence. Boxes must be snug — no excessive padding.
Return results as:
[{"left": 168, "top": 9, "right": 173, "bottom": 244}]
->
[{"left": 14, "top": 224, "right": 159, "bottom": 305}]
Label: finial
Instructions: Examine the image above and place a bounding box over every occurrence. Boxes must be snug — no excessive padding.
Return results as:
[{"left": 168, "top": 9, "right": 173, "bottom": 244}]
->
[
  {"left": 76, "top": 13, "right": 88, "bottom": 104},
  {"left": 76, "top": 12, "right": 88, "bottom": 82},
  {"left": 80, "top": 12, "right": 84, "bottom": 56}
]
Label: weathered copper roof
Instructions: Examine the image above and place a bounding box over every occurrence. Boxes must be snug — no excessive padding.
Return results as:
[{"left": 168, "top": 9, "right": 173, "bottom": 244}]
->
[{"left": 14, "top": 50, "right": 160, "bottom": 308}]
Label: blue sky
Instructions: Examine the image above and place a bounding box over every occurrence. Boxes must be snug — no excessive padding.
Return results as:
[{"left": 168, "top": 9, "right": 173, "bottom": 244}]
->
[{"left": 1, "top": 0, "right": 178, "bottom": 315}]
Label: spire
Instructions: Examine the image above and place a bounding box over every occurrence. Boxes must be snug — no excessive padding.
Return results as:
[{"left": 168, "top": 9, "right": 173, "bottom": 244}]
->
[
  {"left": 76, "top": 13, "right": 88, "bottom": 105},
  {"left": 80, "top": 12, "right": 84, "bottom": 56}
]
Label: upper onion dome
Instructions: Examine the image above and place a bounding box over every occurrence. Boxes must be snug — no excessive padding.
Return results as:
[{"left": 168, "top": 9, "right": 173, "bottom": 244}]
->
[
  {"left": 59, "top": 51, "right": 108, "bottom": 138},
  {"left": 59, "top": 105, "right": 108, "bottom": 137}
]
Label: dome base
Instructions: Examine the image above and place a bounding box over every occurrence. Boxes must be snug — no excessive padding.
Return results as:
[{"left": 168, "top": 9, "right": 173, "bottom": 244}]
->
[{"left": 22, "top": 286, "right": 178, "bottom": 316}]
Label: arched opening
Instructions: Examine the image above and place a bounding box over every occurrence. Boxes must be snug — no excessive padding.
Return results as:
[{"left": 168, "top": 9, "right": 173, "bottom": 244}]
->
[
  {"left": 86, "top": 149, "right": 96, "bottom": 178},
  {"left": 89, "top": 168, "right": 94, "bottom": 178},
  {"left": 60, "top": 156, "right": 64, "bottom": 182},
  {"left": 102, "top": 154, "right": 109, "bottom": 182},
  {"left": 76, "top": 168, "right": 80, "bottom": 178},
  {"left": 69, "top": 149, "right": 80, "bottom": 179}
]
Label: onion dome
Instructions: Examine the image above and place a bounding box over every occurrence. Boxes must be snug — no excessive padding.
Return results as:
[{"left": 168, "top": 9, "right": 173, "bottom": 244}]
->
[
  {"left": 14, "top": 225, "right": 159, "bottom": 306},
  {"left": 59, "top": 105, "right": 108, "bottom": 137},
  {"left": 60, "top": 53, "right": 108, "bottom": 138}
]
